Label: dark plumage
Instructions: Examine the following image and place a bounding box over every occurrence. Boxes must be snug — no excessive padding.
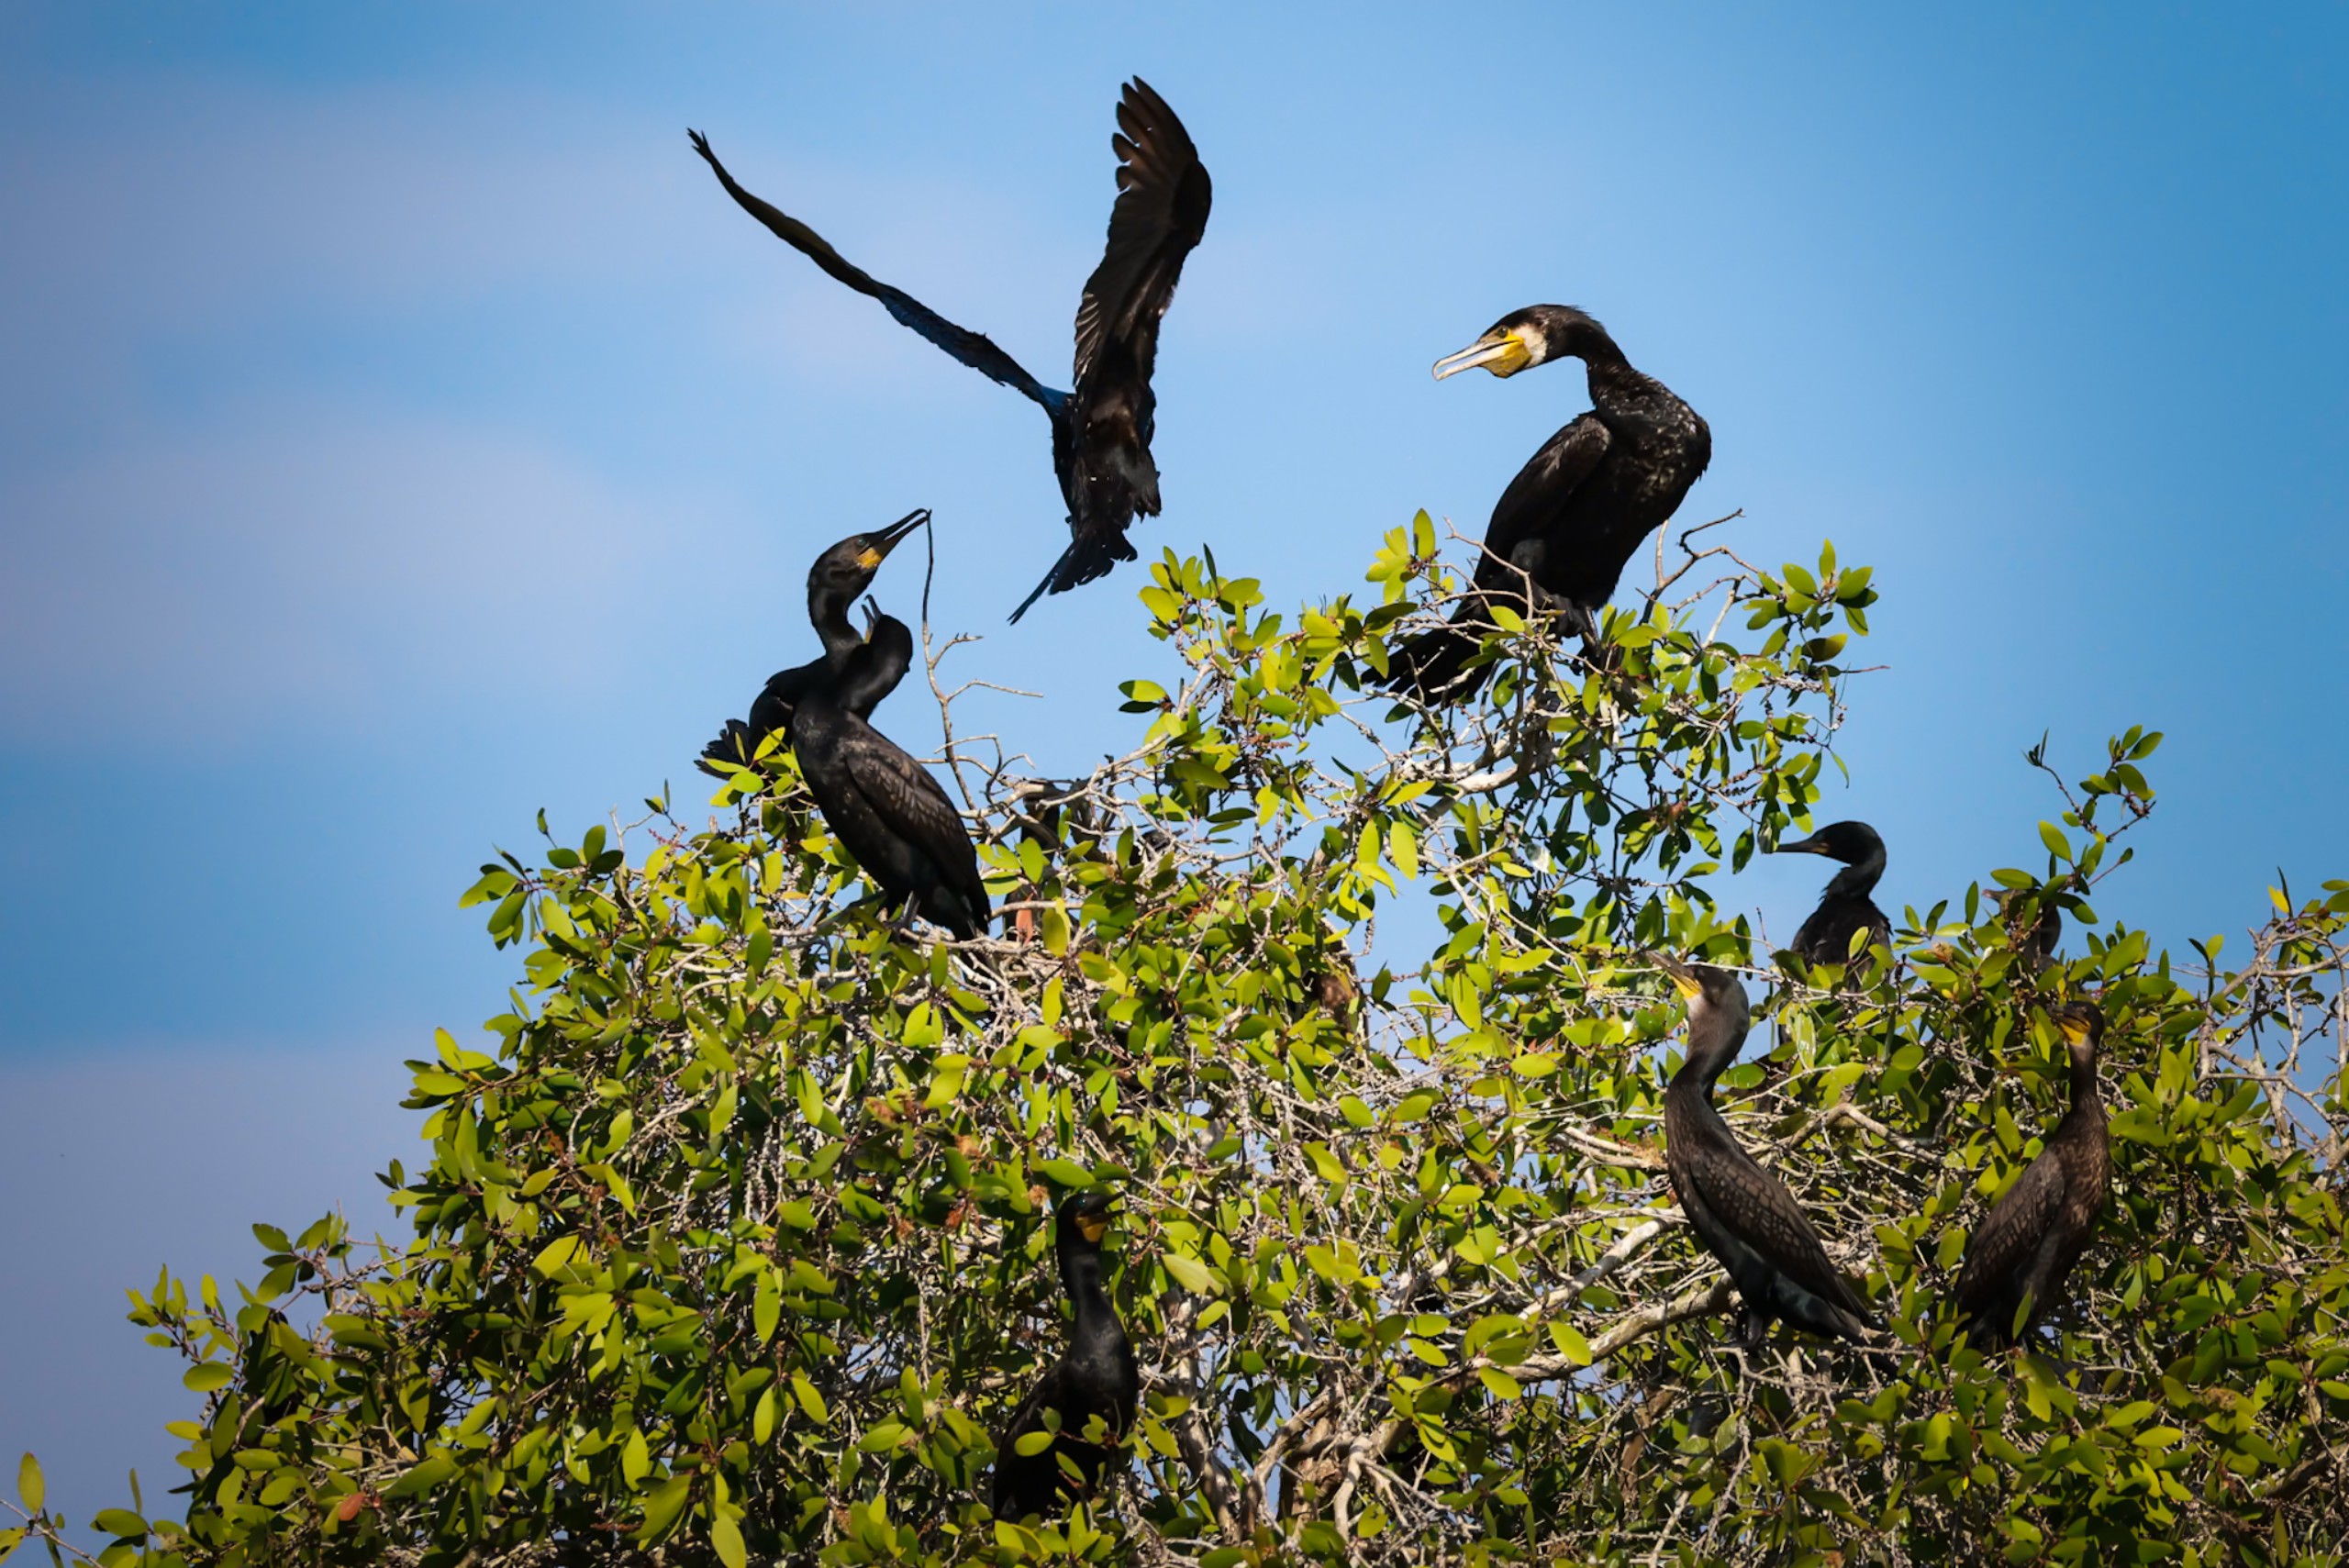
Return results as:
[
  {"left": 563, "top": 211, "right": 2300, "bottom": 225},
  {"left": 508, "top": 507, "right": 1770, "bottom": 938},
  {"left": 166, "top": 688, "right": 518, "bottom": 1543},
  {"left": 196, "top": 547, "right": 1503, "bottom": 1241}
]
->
[
  {"left": 689, "top": 79, "right": 1210, "bottom": 621},
  {"left": 1775, "top": 820, "right": 1893, "bottom": 970},
  {"left": 1386, "top": 306, "right": 1710, "bottom": 699},
  {"left": 793, "top": 602, "right": 990, "bottom": 940},
  {"left": 1953, "top": 1004, "right": 2110, "bottom": 1350},
  {"left": 697, "top": 510, "right": 928, "bottom": 778},
  {"left": 1653, "top": 954, "right": 1875, "bottom": 1346},
  {"left": 992, "top": 1194, "right": 1138, "bottom": 1522}
]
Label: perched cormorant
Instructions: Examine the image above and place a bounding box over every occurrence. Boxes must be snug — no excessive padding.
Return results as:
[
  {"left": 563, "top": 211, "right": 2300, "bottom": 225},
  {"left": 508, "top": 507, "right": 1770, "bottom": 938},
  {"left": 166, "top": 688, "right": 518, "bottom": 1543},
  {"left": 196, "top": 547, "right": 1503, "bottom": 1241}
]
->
[
  {"left": 1953, "top": 1003, "right": 2110, "bottom": 1351},
  {"left": 1775, "top": 820, "right": 1893, "bottom": 970},
  {"left": 1653, "top": 953, "right": 1875, "bottom": 1346},
  {"left": 1386, "top": 306, "right": 1710, "bottom": 698},
  {"left": 792, "top": 602, "right": 991, "bottom": 939},
  {"left": 992, "top": 1193, "right": 1138, "bottom": 1521},
  {"left": 689, "top": 79, "right": 1211, "bottom": 621},
  {"left": 697, "top": 510, "right": 928, "bottom": 778}
]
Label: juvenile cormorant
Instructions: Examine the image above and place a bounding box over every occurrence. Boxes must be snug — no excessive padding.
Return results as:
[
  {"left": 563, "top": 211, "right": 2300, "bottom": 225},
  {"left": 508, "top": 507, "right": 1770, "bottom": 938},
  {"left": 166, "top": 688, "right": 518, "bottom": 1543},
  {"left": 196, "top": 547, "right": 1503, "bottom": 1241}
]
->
[
  {"left": 1953, "top": 1003, "right": 2110, "bottom": 1350},
  {"left": 1775, "top": 820, "right": 1893, "bottom": 970},
  {"left": 1653, "top": 953, "right": 1875, "bottom": 1346},
  {"left": 1386, "top": 306, "right": 1710, "bottom": 698},
  {"left": 992, "top": 1193, "right": 1138, "bottom": 1521},
  {"left": 689, "top": 79, "right": 1210, "bottom": 621},
  {"left": 792, "top": 602, "right": 991, "bottom": 939},
  {"left": 697, "top": 510, "right": 928, "bottom": 778}
]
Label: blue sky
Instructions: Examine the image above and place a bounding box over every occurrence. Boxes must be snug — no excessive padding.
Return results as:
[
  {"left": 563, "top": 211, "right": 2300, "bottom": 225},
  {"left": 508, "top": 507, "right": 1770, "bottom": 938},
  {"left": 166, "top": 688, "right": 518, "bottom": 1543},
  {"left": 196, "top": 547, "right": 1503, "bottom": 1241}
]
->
[{"left": 3, "top": 0, "right": 2343, "bottom": 1537}]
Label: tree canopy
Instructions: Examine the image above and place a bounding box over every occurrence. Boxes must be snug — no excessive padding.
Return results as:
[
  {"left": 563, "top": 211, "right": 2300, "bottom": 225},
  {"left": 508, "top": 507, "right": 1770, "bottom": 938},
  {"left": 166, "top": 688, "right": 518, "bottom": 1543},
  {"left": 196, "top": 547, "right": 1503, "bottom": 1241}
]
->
[{"left": 9, "top": 517, "right": 2348, "bottom": 1567}]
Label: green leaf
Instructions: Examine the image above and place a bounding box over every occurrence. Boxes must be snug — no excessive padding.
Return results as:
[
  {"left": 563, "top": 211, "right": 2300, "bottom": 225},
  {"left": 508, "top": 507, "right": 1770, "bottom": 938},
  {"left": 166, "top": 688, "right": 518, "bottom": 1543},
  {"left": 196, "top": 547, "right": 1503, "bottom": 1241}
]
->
[
  {"left": 712, "top": 1513, "right": 746, "bottom": 1568},
  {"left": 16, "top": 1454, "right": 41, "bottom": 1515},
  {"left": 182, "top": 1364, "right": 232, "bottom": 1395},
  {"left": 90, "top": 1510, "right": 146, "bottom": 1540},
  {"left": 1162, "top": 1252, "right": 1219, "bottom": 1295},
  {"left": 639, "top": 1474, "right": 692, "bottom": 1542},
  {"left": 382, "top": 1455, "right": 457, "bottom": 1498}
]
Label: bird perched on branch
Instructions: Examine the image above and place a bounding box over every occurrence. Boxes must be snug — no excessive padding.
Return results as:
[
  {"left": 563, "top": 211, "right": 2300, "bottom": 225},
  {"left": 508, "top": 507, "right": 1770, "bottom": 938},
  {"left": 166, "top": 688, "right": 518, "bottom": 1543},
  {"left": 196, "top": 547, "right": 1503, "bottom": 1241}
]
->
[
  {"left": 1774, "top": 820, "right": 1893, "bottom": 972},
  {"left": 992, "top": 1193, "right": 1138, "bottom": 1521},
  {"left": 1385, "top": 306, "right": 1709, "bottom": 700},
  {"left": 1953, "top": 1003, "right": 2110, "bottom": 1351},
  {"left": 1652, "top": 953, "right": 1876, "bottom": 1347},
  {"left": 689, "top": 78, "right": 1211, "bottom": 621},
  {"left": 791, "top": 600, "right": 990, "bottom": 940},
  {"left": 697, "top": 510, "right": 929, "bottom": 778}
]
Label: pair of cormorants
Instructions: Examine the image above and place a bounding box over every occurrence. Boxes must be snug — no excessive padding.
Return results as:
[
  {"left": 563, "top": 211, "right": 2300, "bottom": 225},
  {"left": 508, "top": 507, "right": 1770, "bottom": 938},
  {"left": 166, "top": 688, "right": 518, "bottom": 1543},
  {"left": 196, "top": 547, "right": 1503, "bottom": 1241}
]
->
[
  {"left": 1386, "top": 306, "right": 1713, "bottom": 700},
  {"left": 1653, "top": 955, "right": 2110, "bottom": 1351},
  {"left": 691, "top": 78, "right": 1211, "bottom": 621},
  {"left": 698, "top": 515, "right": 989, "bottom": 940},
  {"left": 697, "top": 509, "right": 929, "bottom": 777}
]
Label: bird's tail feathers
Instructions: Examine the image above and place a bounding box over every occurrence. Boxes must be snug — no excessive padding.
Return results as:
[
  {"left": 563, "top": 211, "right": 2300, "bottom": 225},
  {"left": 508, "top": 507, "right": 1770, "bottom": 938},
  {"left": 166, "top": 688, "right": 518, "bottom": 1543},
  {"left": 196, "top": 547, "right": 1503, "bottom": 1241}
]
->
[{"left": 1008, "top": 526, "right": 1140, "bottom": 623}]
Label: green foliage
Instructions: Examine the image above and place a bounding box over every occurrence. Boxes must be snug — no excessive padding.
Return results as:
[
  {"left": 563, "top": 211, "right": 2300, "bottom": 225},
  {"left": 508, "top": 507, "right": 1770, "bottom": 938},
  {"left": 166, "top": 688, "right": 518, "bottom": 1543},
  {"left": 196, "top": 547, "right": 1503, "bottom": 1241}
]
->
[{"left": 21, "top": 519, "right": 2349, "bottom": 1566}]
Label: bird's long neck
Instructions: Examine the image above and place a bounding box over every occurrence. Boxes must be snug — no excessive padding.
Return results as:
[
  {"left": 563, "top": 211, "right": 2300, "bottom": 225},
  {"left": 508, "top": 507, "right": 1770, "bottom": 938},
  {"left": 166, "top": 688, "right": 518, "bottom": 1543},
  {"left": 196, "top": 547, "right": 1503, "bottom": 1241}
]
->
[
  {"left": 1060, "top": 1251, "right": 1118, "bottom": 1340},
  {"left": 1825, "top": 842, "right": 1887, "bottom": 898},
  {"left": 808, "top": 584, "right": 863, "bottom": 662},
  {"left": 1570, "top": 322, "right": 1647, "bottom": 407},
  {"left": 2065, "top": 1049, "right": 2103, "bottom": 1122},
  {"left": 827, "top": 625, "right": 912, "bottom": 717},
  {"left": 1669, "top": 1013, "right": 1749, "bottom": 1098}
]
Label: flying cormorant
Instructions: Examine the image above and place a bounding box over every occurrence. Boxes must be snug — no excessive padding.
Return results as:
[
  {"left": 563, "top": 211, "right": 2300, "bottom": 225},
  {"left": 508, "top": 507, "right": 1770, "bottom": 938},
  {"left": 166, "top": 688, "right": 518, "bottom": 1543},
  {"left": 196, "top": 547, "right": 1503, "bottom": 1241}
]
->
[
  {"left": 697, "top": 510, "right": 929, "bottom": 778},
  {"left": 1952, "top": 1003, "right": 2110, "bottom": 1351},
  {"left": 689, "top": 79, "right": 1210, "bottom": 620},
  {"left": 1386, "top": 306, "right": 1710, "bottom": 699},
  {"left": 1775, "top": 820, "right": 1893, "bottom": 971},
  {"left": 792, "top": 601, "right": 991, "bottom": 939},
  {"left": 992, "top": 1193, "right": 1138, "bottom": 1521},
  {"left": 1653, "top": 953, "right": 1875, "bottom": 1346}
]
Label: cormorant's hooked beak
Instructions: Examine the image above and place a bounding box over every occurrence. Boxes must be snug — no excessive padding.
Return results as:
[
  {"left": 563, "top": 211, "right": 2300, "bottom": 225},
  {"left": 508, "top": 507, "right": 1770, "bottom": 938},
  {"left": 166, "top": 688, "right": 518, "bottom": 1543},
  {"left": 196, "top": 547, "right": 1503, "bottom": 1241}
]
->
[
  {"left": 1433, "top": 330, "right": 1532, "bottom": 381},
  {"left": 860, "top": 596, "right": 882, "bottom": 641},
  {"left": 1775, "top": 831, "right": 1832, "bottom": 857},
  {"left": 855, "top": 507, "right": 931, "bottom": 571},
  {"left": 1644, "top": 951, "right": 1704, "bottom": 1002},
  {"left": 1073, "top": 1193, "right": 1118, "bottom": 1244}
]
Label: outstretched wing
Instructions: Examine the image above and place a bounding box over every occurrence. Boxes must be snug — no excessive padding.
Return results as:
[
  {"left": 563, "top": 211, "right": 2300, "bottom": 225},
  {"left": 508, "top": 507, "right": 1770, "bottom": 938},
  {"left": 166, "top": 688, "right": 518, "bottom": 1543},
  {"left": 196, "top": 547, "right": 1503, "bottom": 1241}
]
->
[
  {"left": 690, "top": 130, "right": 1065, "bottom": 412},
  {"left": 1954, "top": 1151, "right": 2065, "bottom": 1317},
  {"left": 1071, "top": 79, "right": 1212, "bottom": 393}
]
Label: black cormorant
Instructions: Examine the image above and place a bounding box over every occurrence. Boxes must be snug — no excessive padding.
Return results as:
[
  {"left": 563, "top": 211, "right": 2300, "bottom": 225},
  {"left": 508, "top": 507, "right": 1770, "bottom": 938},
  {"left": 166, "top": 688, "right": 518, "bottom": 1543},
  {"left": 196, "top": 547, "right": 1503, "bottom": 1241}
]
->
[
  {"left": 1386, "top": 306, "right": 1710, "bottom": 698},
  {"left": 1775, "top": 820, "right": 1893, "bottom": 971},
  {"left": 697, "top": 510, "right": 928, "bottom": 778},
  {"left": 1953, "top": 1003, "right": 2110, "bottom": 1350},
  {"left": 1653, "top": 953, "right": 1875, "bottom": 1346},
  {"left": 792, "top": 602, "right": 991, "bottom": 939},
  {"left": 992, "top": 1193, "right": 1138, "bottom": 1521},
  {"left": 689, "top": 79, "right": 1210, "bottom": 621}
]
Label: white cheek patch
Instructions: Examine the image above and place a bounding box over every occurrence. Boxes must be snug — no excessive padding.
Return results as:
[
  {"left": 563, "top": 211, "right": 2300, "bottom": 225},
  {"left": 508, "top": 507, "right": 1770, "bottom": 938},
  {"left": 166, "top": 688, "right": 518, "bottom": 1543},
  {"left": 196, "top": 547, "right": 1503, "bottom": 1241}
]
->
[{"left": 1514, "top": 324, "right": 1548, "bottom": 365}]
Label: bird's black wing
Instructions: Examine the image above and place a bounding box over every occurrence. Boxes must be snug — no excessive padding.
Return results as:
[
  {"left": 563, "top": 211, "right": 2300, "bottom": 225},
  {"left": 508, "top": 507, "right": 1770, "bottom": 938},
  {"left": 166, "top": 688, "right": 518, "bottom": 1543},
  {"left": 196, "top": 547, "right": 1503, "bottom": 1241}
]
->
[
  {"left": 1380, "top": 416, "right": 1612, "bottom": 698},
  {"left": 1954, "top": 1151, "right": 2065, "bottom": 1319},
  {"left": 992, "top": 1362, "right": 1069, "bottom": 1517},
  {"left": 1071, "top": 79, "right": 1212, "bottom": 393},
  {"left": 1476, "top": 413, "right": 1614, "bottom": 584},
  {"left": 1700, "top": 1136, "right": 1871, "bottom": 1318},
  {"left": 842, "top": 728, "right": 991, "bottom": 919},
  {"left": 690, "top": 130, "right": 1065, "bottom": 412}
]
